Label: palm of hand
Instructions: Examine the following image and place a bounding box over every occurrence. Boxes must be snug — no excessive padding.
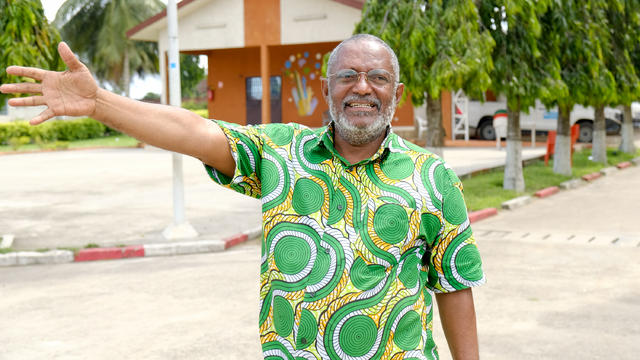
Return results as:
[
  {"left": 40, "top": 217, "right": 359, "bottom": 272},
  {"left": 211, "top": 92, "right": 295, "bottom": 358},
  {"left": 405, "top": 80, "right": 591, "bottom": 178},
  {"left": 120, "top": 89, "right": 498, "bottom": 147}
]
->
[{"left": 43, "top": 66, "right": 98, "bottom": 118}]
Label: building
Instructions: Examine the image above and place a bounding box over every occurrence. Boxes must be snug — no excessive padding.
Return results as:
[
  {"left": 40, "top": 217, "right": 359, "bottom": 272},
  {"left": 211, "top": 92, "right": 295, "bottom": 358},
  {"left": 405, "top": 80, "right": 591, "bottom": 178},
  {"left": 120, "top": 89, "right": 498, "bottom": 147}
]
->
[{"left": 127, "top": 0, "right": 425, "bottom": 132}]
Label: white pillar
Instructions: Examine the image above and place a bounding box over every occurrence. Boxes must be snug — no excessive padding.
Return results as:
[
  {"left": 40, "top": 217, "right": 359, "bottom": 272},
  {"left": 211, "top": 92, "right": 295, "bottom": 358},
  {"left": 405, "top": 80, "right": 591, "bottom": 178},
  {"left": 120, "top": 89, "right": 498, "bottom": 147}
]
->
[{"left": 162, "top": 0, "right": 198, "bottom": 240}]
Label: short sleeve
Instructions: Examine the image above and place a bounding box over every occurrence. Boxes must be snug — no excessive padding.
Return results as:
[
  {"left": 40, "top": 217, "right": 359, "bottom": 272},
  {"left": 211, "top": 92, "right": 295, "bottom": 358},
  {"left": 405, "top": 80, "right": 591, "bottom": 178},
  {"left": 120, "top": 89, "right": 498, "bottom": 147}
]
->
[
  {"left": 422, "top": 161, "right": 485, "bottom": 293},
  {"left": 204, "top": 120, "right": 263, "bottom": 199}
]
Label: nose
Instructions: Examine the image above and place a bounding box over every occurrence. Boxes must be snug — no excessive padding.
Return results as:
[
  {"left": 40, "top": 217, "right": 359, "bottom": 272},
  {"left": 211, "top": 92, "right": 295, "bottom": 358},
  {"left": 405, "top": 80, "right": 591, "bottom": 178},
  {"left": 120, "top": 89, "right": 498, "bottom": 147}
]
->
[{"left": 351, "top": 72, "right": 373, "bottom": 95}]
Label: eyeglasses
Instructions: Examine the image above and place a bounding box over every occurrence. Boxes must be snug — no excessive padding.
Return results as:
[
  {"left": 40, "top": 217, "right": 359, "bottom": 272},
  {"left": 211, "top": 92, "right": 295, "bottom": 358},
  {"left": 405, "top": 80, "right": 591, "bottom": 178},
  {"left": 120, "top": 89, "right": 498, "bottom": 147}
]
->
[{"left": 327, "top": 69, "right": 394, "bottom": 87}]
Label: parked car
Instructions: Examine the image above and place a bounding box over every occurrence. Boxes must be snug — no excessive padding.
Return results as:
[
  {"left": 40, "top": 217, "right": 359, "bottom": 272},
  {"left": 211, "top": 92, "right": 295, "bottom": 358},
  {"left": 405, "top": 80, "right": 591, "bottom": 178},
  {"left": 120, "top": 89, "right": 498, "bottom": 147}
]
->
[
  {"left": 467, "top": 100, "right": 623, "bottom": 142},
  {"left": 631, "top": 102, "right": 640, "bottom": 128}
]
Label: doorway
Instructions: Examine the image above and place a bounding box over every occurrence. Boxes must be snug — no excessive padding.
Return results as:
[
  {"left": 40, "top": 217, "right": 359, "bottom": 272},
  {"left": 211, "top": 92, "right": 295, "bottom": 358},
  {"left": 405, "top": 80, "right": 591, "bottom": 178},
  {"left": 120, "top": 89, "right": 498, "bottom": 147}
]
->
[{"left": 245, "top": 76, "right": 282, "bottom": 124}]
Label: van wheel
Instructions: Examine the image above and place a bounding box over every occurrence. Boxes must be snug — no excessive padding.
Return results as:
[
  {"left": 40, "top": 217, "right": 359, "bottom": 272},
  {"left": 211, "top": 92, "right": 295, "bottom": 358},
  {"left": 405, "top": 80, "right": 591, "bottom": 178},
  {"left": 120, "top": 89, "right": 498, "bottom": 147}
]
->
[
  {"left": 477, "top": 119, "right": 495, "bottom": 140},
  {"left": 578, "top": 122, "right": 593, "bottom": 143}
]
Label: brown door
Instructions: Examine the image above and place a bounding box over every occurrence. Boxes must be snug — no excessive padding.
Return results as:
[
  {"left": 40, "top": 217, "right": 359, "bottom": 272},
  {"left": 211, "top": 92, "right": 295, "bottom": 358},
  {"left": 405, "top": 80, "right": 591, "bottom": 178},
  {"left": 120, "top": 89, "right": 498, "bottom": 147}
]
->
[{"left": 245, "top": 76, "right": 282, "bottom": 124}]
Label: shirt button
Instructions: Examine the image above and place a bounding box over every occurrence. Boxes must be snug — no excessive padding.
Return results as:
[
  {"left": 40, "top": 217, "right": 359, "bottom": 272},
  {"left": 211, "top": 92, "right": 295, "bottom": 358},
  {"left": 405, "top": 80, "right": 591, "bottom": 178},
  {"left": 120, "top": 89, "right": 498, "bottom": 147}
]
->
[
  {"left": 300, "top": 337, "right": 307, "bottom": 345},
  {"left": 324, "top": 247, "right": 330, "bottom": 254},
  {"left": 308, "top": 291, "right": 315, "bottom": 297},
  {"left": 337, "top": 204, "right": 343, "bottom": 210}
]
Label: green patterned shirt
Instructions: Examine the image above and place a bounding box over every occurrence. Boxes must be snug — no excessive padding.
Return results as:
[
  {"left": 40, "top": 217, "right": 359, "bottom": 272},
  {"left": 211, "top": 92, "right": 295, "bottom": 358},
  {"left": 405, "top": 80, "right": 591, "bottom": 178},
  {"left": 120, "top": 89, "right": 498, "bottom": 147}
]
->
[{"left": 205, "top": 121, "right": 485, "bottom": 360}]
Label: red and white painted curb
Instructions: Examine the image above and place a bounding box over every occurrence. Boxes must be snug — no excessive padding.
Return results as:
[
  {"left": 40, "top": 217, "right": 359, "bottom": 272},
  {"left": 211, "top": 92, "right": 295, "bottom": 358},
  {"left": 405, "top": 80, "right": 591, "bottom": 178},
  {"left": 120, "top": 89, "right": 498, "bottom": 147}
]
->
[{"left": 1, "top": 228, "right": 260, "bottom": 267}]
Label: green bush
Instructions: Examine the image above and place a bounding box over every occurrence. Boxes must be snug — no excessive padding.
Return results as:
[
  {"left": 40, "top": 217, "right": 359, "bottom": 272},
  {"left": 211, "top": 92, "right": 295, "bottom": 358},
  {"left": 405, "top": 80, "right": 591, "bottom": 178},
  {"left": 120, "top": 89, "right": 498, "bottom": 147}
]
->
[
  {"left": 8, "top": 136, "right": 30, "bottom": 150},
  {"left": 0, "top": 118, "right": 114, "bottom": 144}
]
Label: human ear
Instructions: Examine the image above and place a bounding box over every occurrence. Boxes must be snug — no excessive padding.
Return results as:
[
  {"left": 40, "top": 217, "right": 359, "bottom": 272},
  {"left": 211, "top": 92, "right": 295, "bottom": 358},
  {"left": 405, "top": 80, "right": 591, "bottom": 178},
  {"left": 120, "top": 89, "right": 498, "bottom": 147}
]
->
[
  {"left": 395, "top": 83, "right": 405, "bottom": 103},
  {"left": 321, "top": 78, "right": 329, "bottom": 100}
]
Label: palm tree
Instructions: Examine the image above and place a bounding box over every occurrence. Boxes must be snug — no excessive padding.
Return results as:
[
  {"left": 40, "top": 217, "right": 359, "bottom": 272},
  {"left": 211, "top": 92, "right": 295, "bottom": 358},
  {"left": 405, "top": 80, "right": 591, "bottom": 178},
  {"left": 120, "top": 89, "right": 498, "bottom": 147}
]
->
[{"left": 53, "top": 0, "right": 164, "bottom": 97}]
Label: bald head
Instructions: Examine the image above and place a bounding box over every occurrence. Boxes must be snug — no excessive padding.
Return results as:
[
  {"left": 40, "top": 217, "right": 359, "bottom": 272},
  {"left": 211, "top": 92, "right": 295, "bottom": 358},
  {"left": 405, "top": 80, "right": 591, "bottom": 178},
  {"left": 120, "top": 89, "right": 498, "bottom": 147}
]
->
[{"left": 326, "top": 34, "right": 400, "bottom": 85}]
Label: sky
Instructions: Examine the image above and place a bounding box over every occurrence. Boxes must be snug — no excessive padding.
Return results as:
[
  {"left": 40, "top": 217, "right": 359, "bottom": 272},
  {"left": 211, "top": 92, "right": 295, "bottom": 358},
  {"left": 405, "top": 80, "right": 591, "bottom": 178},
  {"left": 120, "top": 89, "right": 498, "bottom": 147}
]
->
[{"left": 42, "top": 0, "right": 164, "bottom": 100}]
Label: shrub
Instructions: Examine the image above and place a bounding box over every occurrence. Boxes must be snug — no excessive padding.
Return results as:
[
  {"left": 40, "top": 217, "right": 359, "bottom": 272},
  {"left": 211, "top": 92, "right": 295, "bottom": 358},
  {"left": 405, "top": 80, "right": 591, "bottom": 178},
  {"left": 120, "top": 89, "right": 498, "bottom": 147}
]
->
[
  {"left": 8, "top": 136, "right": 30, "bottom": 150},
  {"left": 0, "top": 118, "right": 111, "bottom": 144}
]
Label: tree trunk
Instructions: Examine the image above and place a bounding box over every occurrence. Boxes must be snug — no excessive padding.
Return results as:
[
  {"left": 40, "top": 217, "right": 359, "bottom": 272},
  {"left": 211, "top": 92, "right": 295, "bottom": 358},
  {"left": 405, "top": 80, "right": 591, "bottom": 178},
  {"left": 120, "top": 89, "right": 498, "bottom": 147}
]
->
[
  {"left": 619, "top": 104, "right": 636, "bottom": 154},
  {"left": 123, "top": 46, "right": 131, "bottom": 98},
  {"left": 425, "top": 93, "right": 444, "bottom": 157},
  {"left": 504, "top": 99, "right": 525, "bottom": 192},
  {"left": 553, "top": 104, "right": 572, "bottom": 176},
  {"left": 592, "top": 105, "right": 607, "bottom": 164}
]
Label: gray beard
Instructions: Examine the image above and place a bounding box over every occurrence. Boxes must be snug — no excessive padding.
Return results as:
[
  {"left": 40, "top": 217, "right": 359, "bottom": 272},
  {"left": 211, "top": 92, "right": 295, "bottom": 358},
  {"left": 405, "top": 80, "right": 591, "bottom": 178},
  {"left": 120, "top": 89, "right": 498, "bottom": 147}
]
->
[{"left": 329, "top": 94, "right": 396, "bottom": 146}]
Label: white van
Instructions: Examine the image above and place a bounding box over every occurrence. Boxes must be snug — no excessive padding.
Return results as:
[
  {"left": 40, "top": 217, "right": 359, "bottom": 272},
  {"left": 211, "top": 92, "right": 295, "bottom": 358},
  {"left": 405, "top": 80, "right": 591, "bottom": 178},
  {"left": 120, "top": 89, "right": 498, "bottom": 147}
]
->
[{"left": 467, "top": 100, "right": 623, "bottom": 142}]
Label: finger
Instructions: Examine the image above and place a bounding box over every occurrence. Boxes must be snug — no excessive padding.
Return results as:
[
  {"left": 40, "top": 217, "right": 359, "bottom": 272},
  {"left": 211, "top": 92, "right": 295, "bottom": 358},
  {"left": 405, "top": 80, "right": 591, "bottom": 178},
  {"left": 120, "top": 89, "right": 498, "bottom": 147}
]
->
[
  {"left": 5, "top": 66, "right": 46, "bottom": 81},
  {"left": 8, "top": 96, "right": 46, "bottom": 107},
  {"left": 58, "top": 42, "right": 84, "bottom": 72},
  {"left": 31, "top": 108, "right": 55, "bottom": 125},
  {"left": 0, "top": 82, "right": 42, "bottom": 94}
]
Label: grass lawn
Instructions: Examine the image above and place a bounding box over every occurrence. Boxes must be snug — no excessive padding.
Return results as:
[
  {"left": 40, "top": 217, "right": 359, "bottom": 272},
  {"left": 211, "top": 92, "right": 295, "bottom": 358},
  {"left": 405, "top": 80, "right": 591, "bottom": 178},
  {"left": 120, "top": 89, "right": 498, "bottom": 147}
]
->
[
  {"left": 0, "top": 135, "right": 139, "bottom": 153},
  {"left": 462, "top": 147, "right": 640, "bottom": 211},
  {"left": 190, "top": 108, "right": 209, "bottom": 118}
]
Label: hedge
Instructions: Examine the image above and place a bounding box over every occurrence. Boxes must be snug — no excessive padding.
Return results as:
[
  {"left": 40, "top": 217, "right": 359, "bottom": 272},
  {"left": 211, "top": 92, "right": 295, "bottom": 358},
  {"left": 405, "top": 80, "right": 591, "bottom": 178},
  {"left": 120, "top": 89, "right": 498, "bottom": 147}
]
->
[{"left": 0, "top": 118, "right": 120, "bottom": 145}]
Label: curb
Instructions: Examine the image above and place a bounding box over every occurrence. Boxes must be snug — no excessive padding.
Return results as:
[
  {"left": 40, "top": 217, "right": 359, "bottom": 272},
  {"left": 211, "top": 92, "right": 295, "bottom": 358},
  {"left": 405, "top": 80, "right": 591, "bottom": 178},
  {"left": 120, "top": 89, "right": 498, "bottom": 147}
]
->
[
  {"left": 600, "top": 166, "right": 618, "bottom": 176},
  {"left": 534, "top": 186, "right": 559, "bottom": 198},
  {"left": 75, "top": 245, "right": 145, "bottom": 262},
  {"left": 559, "top": 179, "right": 583, "bottom": 190},
  {"left": 469, "top": 208, "right": 498, "bottom": 223},
  {"left": 582, "top": 172, "right": 602, "bottom": 181},
  {"left": 616, "top": 161, "right": 632, "bottom": 169},
  {"left": 501, "top": 196, "right": 532, "bottom": 210},
  {"left": 0, "top": 227, "right": 263, "bottom": 267}
]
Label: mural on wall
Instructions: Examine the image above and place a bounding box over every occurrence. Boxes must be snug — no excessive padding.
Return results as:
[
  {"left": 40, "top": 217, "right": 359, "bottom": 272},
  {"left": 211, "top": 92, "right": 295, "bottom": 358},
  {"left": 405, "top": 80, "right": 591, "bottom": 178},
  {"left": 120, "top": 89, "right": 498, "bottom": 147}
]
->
[{"left": 284, "top": 51, "right": 323, "bottom": 117}]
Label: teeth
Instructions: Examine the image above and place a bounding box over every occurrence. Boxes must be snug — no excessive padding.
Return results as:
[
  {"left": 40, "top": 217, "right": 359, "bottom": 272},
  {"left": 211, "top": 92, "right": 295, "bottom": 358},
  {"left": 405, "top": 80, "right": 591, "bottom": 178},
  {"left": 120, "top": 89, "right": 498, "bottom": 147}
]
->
[{"left": 348, "top": 103, "right": 375, "bottom": 108}]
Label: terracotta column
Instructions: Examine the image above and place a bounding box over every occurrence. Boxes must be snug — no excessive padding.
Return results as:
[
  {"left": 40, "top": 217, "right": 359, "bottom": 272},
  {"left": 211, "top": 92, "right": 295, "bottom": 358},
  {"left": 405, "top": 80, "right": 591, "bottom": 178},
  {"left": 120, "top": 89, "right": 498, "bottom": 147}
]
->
[{"left": 260, "top": 44, "right": 271, "bottom": 124}]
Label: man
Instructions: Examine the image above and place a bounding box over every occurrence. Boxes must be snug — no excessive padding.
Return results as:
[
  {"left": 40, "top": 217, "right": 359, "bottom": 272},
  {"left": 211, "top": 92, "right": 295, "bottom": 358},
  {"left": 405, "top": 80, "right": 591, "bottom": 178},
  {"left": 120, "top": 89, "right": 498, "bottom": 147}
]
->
[{"left": 1, "top": 34, "right": 484, "bottom": 359}]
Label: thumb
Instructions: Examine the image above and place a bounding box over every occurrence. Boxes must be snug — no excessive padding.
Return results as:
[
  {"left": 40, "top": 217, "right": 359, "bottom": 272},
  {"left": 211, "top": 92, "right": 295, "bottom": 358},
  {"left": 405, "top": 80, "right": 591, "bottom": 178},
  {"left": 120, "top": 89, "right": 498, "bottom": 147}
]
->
[{"left": 58, "top": 42, "right": 85, "bottom": 72}]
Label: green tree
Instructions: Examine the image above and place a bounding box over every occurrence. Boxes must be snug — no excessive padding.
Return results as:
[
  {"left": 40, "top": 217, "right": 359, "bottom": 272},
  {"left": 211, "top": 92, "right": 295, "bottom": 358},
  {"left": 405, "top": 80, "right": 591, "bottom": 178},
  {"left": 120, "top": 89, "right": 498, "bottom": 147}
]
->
[
  {"left": 54, "top": 0, "right": 164, "bottom": 97},
  {"left": 355, "top": 0, "right": 495, "bottom": 155},
  {"left": 607, "top": 0, "right": 640, "bottom": 155},
  {"left": 542, "top": 0, "right": 611, "bottom": 175},
  {"left": 180, "top": 54, "right": 206, "bottom": 99},
  {"left": 479, "top": 0, "right": 565, "bottom": 191},
  {"left": 0, "top": 0, "right": 64, "bottom": 111},
  {"left": 584, "top": 0, "right": 617, "bottom": 165}
]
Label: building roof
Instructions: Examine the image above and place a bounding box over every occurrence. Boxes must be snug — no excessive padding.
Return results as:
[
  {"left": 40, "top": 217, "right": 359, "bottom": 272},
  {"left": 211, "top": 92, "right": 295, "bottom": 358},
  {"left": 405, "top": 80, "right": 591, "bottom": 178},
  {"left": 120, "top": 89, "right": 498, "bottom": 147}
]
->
[{"left": 126, "top": 0, "right": 365, "bottom": 40}]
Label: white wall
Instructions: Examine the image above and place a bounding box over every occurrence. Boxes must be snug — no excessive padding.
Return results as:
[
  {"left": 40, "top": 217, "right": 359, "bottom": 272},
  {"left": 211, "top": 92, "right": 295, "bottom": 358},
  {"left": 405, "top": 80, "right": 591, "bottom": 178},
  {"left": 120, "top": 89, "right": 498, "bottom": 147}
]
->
[
  {"left": 157, "top": 0, "right": 245, "bottom": 104},
  {"left": 0, "top": 105, "right": 47, "bottom": 122},
  {"left": 281, "top": 0, "right": 361, "bottom": 44}
]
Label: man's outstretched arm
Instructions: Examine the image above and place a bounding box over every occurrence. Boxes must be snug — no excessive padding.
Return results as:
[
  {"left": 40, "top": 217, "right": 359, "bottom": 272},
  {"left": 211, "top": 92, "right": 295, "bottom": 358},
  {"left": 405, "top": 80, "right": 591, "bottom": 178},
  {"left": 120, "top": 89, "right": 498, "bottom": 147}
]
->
[
  {"left": 435, "top": 288, "right": 480, "bottom": 360},
  {"left": 0, "top": 42, "right": 235, "bottom": 177}
]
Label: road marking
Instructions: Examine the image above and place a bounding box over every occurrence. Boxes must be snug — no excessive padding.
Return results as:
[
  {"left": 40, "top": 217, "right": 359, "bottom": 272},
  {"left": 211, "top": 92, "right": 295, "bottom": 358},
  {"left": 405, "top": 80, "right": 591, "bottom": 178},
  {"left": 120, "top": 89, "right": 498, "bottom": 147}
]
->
[{"left": 474, "top": 228, "right": 640, "bottom": 248}]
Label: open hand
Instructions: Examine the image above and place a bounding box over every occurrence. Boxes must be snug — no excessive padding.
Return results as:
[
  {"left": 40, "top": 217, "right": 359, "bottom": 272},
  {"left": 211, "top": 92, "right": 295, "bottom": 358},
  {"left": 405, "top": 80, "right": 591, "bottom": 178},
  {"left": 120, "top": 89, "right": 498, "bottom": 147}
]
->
[{"left": 0, "top": 42, "right": 98, "bottom": 125}]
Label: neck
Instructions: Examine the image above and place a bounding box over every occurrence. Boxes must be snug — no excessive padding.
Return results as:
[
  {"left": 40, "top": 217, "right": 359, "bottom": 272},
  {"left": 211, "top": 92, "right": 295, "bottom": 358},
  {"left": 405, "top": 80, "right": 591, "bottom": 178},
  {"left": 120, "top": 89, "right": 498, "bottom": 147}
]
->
[{"left": 333, "top": 128, "right": 387, "bottom": 165}]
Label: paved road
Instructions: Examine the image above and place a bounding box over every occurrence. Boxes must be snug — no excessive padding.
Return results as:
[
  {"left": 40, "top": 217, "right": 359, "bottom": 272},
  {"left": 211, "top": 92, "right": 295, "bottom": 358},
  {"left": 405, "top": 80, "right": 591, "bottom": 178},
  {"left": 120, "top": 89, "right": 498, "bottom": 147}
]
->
[
  {"left": 0, "top": 148, "right": 262, "bottom": 251},
  {"left": 2, "top": 165, "right": 638, "bottom": 359}
]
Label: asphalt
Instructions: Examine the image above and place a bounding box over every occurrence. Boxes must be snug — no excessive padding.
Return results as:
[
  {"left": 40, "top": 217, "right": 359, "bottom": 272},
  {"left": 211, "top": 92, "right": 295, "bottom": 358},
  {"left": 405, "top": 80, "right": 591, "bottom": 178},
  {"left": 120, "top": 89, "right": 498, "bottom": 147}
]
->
[{"left": 0, "top": 133, "right": 636, "bottom": 262}]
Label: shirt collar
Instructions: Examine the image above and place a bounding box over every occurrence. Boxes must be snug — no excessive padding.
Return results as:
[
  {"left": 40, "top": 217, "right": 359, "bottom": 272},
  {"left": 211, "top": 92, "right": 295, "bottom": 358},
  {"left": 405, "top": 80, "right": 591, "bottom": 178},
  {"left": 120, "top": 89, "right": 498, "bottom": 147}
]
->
[{"left": 313, "top": 122, "right": 394, "bottom": 166}]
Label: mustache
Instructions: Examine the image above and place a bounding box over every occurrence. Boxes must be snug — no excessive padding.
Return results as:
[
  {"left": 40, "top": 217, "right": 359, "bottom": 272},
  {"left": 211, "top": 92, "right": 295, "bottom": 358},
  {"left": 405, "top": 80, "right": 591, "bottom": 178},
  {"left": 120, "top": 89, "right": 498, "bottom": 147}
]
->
[{"left": 342, "top": 95, "right": 381, "bottom": 109}]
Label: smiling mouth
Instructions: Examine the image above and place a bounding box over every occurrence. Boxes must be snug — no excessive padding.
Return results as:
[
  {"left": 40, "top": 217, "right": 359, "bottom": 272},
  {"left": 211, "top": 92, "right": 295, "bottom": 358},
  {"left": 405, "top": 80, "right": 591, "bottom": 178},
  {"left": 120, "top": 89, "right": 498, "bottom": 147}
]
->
[
  {"left": 346, "top": 102, "right": 377, "bottom": 108},
  {"left": 344, "top": 102, "right": 379, "bottom": 112}
]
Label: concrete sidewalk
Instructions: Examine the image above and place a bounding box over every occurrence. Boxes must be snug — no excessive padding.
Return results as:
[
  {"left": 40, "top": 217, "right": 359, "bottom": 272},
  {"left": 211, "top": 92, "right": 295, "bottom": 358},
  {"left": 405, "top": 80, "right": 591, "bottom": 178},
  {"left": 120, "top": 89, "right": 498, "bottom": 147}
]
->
[{"left": 0, "top": 137, "right": 605, "bottom": 254}]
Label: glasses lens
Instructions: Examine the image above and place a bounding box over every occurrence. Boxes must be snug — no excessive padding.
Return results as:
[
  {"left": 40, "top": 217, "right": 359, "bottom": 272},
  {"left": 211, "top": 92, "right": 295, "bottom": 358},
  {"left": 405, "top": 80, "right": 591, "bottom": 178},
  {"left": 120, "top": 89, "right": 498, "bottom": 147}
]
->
[
  {"left": 332, "top": 69, "right": 392, "bottom": 86},
  {"left": 335, "top": 69, "right": 358, "bottom": 84},
  {"left": 367, "top": 69, "right": 391, "bottom": 86}
]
